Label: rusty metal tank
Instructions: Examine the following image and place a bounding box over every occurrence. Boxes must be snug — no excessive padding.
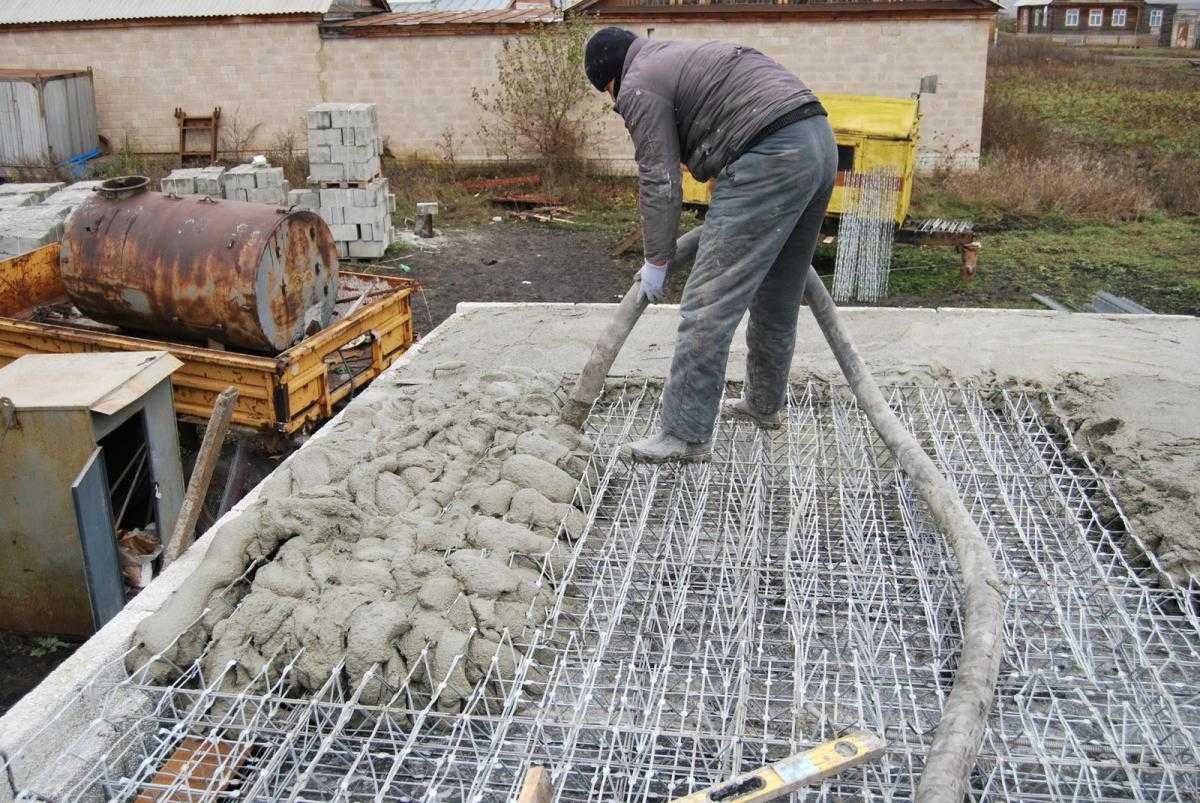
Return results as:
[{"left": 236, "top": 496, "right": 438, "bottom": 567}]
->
[{"left": 59, "top": 176, "right": 339, "bottom": 353}]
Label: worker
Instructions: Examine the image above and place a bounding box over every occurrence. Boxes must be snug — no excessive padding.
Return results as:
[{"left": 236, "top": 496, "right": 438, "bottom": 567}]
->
[{"left": 585, "top": 28, "right": 837, "bottom": 464}]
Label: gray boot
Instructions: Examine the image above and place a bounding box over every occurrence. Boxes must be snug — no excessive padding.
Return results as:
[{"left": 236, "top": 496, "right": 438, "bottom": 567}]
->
[
  {"left": 722, "top": 397, "right": 783, "bottom": 430},
  {"left": 622, "top": 432, "right": 711, "bottom": 464}
]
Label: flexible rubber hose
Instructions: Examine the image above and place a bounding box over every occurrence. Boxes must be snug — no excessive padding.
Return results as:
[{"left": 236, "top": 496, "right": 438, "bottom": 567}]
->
[
  {"left": 801, "top": 266, "right": 1002, "bottom": 802},
  {"left": 563, "top": 224, "right": 1002, "bottom": 800},
  {"left": 562, "top": 226, "right": 703, "bottom": 428}
]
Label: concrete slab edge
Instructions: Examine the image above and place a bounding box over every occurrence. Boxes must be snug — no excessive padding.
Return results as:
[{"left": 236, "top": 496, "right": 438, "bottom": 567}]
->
[{"left": 0, "top": 319, "right": 455, "bottom": 795}]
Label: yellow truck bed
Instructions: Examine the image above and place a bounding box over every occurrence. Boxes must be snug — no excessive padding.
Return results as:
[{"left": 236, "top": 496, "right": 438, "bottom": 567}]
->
[
  {"left": 0, "top": 243, "right": 416, "bottom": 435},
  {"left": 682, "top": 92, "right": 919, "bottom": 225}
]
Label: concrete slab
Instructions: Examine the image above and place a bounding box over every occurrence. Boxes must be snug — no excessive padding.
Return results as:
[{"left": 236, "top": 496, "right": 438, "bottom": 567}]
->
[{"left": 1, "top": 304, "right": 1196, "bottom": 797}]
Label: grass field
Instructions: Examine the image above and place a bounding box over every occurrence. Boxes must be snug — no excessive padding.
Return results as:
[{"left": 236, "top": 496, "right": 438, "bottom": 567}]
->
[{"left": 887, "top": 36, "right": 1200, "bottom": 315}]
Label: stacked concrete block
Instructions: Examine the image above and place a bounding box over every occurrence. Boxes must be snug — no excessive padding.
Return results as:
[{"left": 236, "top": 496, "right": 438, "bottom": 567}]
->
[
  {"left": 0, "top": 193, "right": 38, "bottom": 210},
  {"left": 0, "top": 204, "right": 71, "bottom": 257},
  {"left": 223, "top": 163, "right": 290, "bottom": 205},
  {"left": 301, "top": 102, "right": 393, "bottom": 259},
  {"left": 289, "top": 181, "right": 396, "bottom": 259},
  {"left": 160, "top": 166, "right": 226, "bottom": 197},
  {"left": 287, "top": 188, "right": 319, "bottom": 210},
  {"left": 0, "top": 182, "right": 65, "bottom": 209},
  {"left": 40, "top": 181, "right": 103, "bottom": 212},
  {"left": 306, "top": 103, "right": 381, "bottom": 184},
  {"left": 0, "top": 181, "right": 104, "bottom": 257}
]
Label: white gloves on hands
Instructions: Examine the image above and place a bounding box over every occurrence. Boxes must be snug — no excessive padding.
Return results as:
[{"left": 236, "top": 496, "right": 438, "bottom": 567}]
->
[{"left": 637, "top": 260, "right": 667, "bottom": 303}]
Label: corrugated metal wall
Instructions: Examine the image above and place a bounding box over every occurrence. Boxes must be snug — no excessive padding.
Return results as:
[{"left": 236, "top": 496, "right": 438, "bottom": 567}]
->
[{"left": 0, "top": 72, "right": 98, "bottom": 166}]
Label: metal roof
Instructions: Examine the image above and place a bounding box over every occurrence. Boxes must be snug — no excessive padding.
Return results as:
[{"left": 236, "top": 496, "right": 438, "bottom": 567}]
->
[
  {"left": 388, "top": 0, "right": 514, "bottom": 11},
  {"left": 338, "top": 0, "right": 558, "bottom": 27},
  {"left": 0, "top": 352, "right": 181, "bottom": 414},
  {"left": 0, "top": 1, "right": 370, "bottom": 25}
]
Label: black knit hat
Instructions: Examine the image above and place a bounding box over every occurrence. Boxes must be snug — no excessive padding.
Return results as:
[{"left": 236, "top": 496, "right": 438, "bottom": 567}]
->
[{"left": 585, "top": 27, "right": 637, "bottom": 96}]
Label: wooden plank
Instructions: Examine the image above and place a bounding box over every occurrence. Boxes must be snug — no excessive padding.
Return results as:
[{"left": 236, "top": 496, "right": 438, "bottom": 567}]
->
[
  {"left": 517, "top": 766, "right": 553, "bottom": 803},
  {"left": 162, "top": 387, "right": 238, "bottom": 567}
]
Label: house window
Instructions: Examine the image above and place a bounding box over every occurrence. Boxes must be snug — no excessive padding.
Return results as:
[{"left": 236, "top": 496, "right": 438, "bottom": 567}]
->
[
  {"left": 1112, "top": 8, "right": 1127, "bottom": 26},
  {"left": 1149, "top": 8, "right": 1163, "bottom": 26},
  {"left": 1066, "top": 8, "right": 1080, "bottom": 26},
  {"left": 1089, "top": 8, "right": 1104, "bottom": 26},
  {"left": 837, "top": 145, "right": 856, "bottom": 173}
]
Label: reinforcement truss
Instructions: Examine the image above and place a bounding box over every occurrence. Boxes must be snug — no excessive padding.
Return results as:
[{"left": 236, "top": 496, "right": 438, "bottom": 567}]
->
[{"left": 15, "top": 383, "right": 1200, "bottom": 801}]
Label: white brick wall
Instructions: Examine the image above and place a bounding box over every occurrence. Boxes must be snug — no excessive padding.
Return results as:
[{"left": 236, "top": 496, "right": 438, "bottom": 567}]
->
[
  {"left": 0, "top": 20, "right": 323, "bottom": 154},
  {"left": 0, "top": 16, "right": 990, "bottom": 170},
  {"left": 323, "top": 17, "right": 991, "bottom": 169}
]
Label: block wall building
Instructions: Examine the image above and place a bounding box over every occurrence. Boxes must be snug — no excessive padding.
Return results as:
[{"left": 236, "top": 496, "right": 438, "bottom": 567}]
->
[{"left": 0, "top": 0, "right": 998, "bottom": 170}]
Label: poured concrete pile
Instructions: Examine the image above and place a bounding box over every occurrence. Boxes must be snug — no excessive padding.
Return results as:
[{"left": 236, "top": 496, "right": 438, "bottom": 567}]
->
[{"left": 129, "top": 368, "right": 588, "bottom": 707}]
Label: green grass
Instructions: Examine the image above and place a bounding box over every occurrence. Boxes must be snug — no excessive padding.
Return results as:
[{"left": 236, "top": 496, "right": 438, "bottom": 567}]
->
[
  {"left": 881, "top": 217, "right": 1200, "bottom": 314},
  {"left": 884, "top": 36, "right": 1200, "bottom": 314},
  {"left": 991, "top": 73, "right": 1200, "bottom": 157}
]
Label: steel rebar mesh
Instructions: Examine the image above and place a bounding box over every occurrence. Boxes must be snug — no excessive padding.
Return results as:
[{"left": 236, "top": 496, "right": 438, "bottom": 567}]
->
[
  {"left": 832, "top": 170, "right": 900, "bottom": 303},
  {"left": 13, "top": 382, "right": 1200, "bottom": 802}
]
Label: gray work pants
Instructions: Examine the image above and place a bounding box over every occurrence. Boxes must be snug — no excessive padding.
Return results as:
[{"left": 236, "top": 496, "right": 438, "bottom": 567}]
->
[{"left": 662, "top": 114, "right": 838, "bottom": 443}]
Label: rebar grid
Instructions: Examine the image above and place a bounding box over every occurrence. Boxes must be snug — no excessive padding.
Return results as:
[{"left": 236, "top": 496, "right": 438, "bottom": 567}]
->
[{"left": 16, "top": 382, "right": 1200, "bottom": 802}]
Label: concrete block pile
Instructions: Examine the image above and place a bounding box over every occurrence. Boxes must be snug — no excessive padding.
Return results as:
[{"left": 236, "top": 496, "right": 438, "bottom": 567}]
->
[
  {"left": 160, "top": 164, "right": 289, "bottom": 205},
  {"left": 288, "top": 183, "right": 396, "bottom": 259},
  {"left": 305, "top": 103, "right": 381, "bottom": 184},
  {"left": 295, "top": 102, "right": 395, "bottom": 259},
  {"left": 0, "top": 181, "right": 101, "bottom": 257},
  {"left": 160, "top": 166, "right": 226, "bottom": 198},
  {"left": 0, "top": 182, "right": 65, "bottom": 210},
  {"left": 223, "top": 164, "right": 289, "bottom": 205}
]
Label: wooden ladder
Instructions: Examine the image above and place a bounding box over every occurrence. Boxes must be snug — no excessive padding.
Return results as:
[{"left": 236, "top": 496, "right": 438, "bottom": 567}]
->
[{"left": 174, "top": 106, "right": 221, "bottom": 165}]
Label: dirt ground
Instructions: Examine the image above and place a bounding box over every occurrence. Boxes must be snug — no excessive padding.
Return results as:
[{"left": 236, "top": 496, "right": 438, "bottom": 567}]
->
[
  {"left": 0, "top": 632, "right": 80, "bottom": 717},
  {"left": 370, "top": 223, "right": 647, "bottom": 331}
]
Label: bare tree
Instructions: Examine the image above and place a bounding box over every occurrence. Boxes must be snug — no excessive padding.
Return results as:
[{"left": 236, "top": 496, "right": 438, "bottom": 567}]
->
[{"left": 472, "top": 21, "right": 605, "bottom": 172}]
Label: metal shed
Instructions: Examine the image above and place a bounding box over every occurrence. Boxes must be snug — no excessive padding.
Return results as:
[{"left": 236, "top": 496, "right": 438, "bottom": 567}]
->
[
  {"left": 0, "top": 351, "right": 185, "bottom": 636},
  {"left": 0, "top": 68, "right": 99, "bottom": 169}
]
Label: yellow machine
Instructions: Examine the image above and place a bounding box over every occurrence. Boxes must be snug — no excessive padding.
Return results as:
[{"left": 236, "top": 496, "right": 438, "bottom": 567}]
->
[{"left": 682, "top": 92, "right": 919, "bottom": 225}]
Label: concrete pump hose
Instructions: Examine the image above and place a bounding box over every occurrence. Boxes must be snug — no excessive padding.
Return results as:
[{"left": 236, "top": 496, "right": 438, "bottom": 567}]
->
[
  {"left": 565, "top": 223, "right": 1002, "bottom": 799},
  {"left": 562, "top": 226, "right": 704, "bottom": 429},
  {"left": 801, "top": 266, "right": 1003, "bottom": 802}
]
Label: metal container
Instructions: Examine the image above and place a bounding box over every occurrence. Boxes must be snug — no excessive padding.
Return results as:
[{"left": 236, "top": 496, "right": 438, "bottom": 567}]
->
[
  {"left": 60, "top": 176, "right": 339, "bottom": 353},
  {"left": 0, "top": 68, "right": 99, "bottom": 169}
]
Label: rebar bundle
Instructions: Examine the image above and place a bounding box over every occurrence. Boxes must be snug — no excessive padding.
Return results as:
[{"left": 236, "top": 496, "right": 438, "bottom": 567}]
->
[
  {"left": 7, "top": 382, "right": 1199, "bottom": 802},
  {"left": 832, "top": 170, "right": 900, "bottom": 303}
]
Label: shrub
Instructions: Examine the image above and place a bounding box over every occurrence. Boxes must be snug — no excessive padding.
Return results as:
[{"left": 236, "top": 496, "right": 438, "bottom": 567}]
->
[
  {"left": 922, "top": 153, "right": 1156, "bottom": 225},
  {"left": 472, "top": 20, "right": 605, "bottom": 172},
  {"left": 265, "top": 128, "right": 308, "bottom": 189}
]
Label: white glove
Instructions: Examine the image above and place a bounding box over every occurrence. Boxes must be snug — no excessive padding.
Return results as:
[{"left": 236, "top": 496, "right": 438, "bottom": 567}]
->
[{"left": 637, "top": 260, "right": 667, "bottom": 303}]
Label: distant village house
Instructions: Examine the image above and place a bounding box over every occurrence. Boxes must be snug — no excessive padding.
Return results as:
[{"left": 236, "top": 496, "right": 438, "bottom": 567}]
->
[{"left": 1014, "top": 0, "right": 1178, "bottom": 46}]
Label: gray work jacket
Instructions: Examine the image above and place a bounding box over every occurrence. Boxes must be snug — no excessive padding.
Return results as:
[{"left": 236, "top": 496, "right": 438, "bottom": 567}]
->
[{"left": 615, "top": 38, "right": 817, "bottom": 264}]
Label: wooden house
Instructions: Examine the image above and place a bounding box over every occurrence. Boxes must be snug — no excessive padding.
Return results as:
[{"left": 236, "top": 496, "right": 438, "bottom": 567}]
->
[{"left": 1015, "top": 0, "right": 1176, "bottom": 45}]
